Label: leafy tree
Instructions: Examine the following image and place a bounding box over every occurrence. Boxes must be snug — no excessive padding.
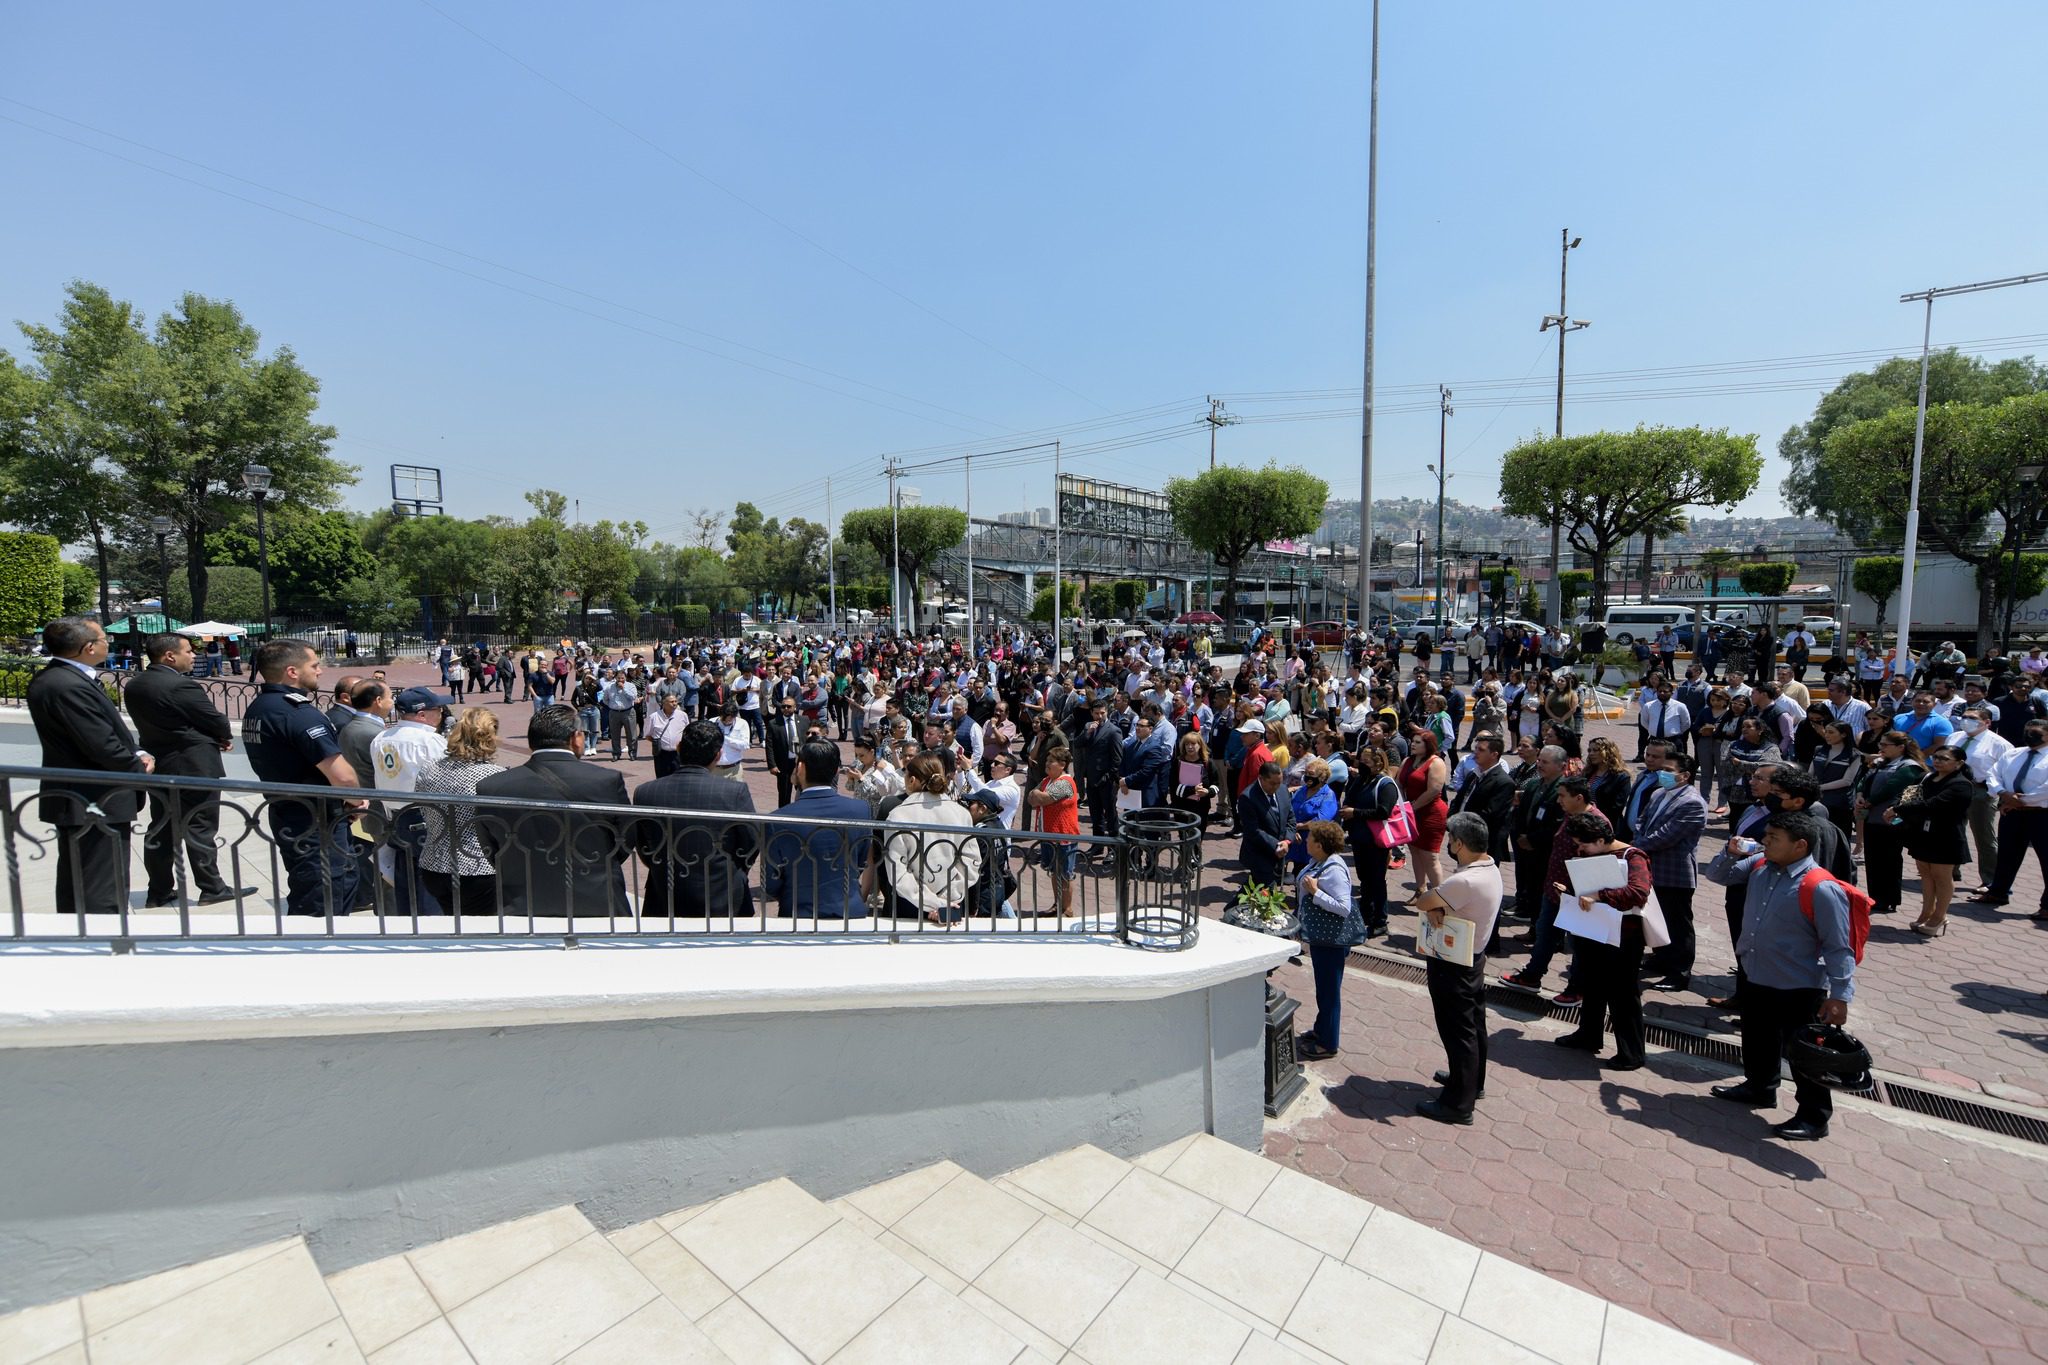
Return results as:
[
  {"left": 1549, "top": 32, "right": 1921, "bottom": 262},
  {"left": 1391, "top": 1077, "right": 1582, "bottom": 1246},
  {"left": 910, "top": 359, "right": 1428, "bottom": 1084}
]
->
[
  {"left": 1818, "top": 392, "right": 2048, "bottom": 653},
  {"left": 1029, "top": 580, "right": 1083, "bottom": 622},
  {"left": 674, "top": 604, "right": 711, "bottom": 632},
  {"left": 676, "top": 545, "right": 736, "bottom": 609},
  {"left": 1781, "top": 350, "right": 2048, "bottom": 536},
  {"left": 337, "top": 560, "right": 415, "bottom": 635},
  {"left": 1111, "top": 579, "right": 1147, "bottom": 615},
  {"left": 1737, "top": 562, "right": 1797, "bottom": 597},
  {"left": 59, "top": 561, "right": 97, "bottom": 615},
  {"left": 1978, "top": 553, "right": 2048, "bottom": 648},
  {"left": 1163, "top": 464, "right": 1328, "bottom": 620},
  {"left": 489, "top": 490, "right": 568, "bottom": 641},
  {"left": 730, "top": 513, "right": 825, "bottom": 616},
  {"left": 0, "top": 531, "right": 63, "bottom": 637},
  {"left": 381, "top": 514, "right": 500, "bottom": 630},
  {"left": 1085, "top": 583, "right": 1116, "bottom": 617},
  {"left": 561, "top": 518, "right": 646, "bottom": 637},
  {"left": 1851, "top": 556, "right": 1904, "bottom": 635},
  {"left": 0, "top": 282, "right": 149, "bottom": 619},
  {"left": 1697, "top": 548, "right": 1739, "bottom": 602},
  {"left": 1558, "top": 569, "right": 1593, "bottom": 619},
  {"left": 166, "top": 566, "right": 264, "bottom": 621},
  {"left": 209, "top": 507, "right": 372, "bottom": 613},
  {"left": 117, "top": 293, "right": 353, "bottom": 621},
  {"left": 1498, "top": 426, "right": 1761, "bottom": 616},
  {"left": 840, "top": 506, "right": 969, "bottom": 616},
  {"left": 1484, "top": 564, "right": 1520, "bottom": 613}
]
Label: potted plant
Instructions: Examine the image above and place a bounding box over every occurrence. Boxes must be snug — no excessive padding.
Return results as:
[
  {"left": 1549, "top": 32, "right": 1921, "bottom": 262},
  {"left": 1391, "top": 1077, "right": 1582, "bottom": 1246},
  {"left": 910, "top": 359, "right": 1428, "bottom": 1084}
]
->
[{"left": 1224, "top": 881, "right": 1299, "bottom": 937}]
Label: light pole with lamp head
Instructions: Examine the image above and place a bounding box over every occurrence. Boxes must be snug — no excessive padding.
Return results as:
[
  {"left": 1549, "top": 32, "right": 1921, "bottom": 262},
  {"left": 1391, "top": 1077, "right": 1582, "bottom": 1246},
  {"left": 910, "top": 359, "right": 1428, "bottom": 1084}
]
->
[
  {"left": 241, "top": 463, "right": 274, "bottom": 639},
  {"left": 149, "top": 515, "right": 174, "bottom": 619}
]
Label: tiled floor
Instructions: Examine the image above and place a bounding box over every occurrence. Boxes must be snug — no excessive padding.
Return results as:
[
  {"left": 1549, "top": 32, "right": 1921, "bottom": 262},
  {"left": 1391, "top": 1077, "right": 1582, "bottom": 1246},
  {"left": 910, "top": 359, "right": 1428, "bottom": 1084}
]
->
[{"left": 0, "top": 1136, "right": 1741, "bottom": 1364}]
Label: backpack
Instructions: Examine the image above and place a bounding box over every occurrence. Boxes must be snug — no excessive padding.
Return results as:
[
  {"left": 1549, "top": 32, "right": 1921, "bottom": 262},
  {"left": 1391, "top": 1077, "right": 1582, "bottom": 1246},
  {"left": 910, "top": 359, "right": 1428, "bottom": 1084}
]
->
[{"left": 1795, "top": 867, "right": 1872, "bottom": 964}]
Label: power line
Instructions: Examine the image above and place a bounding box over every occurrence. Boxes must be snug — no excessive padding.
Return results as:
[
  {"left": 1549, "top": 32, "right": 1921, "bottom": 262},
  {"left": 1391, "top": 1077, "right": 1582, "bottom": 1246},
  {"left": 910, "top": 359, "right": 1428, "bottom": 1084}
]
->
[{"left": 414, "top": 0, "right": 1108, "bottom": 414}]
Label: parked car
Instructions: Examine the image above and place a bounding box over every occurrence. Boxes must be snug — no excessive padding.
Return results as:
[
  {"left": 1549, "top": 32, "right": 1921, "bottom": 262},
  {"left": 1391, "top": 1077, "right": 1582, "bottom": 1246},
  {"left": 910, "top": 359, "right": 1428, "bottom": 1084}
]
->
[
  {"left": 1296, "top": 620, "right": 1353, "bottom": 647},
  {"left": 1264, "top": 616, "right": 1303, "bottom": 631},
  {"left": 1796, "top": 616, "right": 1841, "bottom": 638}
]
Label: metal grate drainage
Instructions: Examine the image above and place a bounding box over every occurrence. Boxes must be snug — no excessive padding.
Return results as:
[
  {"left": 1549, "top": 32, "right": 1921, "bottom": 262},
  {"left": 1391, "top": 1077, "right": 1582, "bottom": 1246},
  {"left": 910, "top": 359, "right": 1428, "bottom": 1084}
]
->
[{"left": 1343, "top": 945, "right": 2048, "bottom": 1150}]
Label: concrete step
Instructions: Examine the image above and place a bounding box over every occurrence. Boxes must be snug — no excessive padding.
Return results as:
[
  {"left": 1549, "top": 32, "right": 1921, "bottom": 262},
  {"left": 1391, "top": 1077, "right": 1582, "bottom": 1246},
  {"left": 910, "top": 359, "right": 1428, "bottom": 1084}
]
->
[{"left": 0, "top": 1140, "right": 1750, "bottom": 1365}]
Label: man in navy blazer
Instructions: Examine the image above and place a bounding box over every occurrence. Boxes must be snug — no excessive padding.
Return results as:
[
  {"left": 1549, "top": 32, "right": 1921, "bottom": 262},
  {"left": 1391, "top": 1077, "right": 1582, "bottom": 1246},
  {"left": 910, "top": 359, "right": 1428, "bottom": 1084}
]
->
[
  {"left": 1235, "top": 760, "right": 1296, "bottom": 890},
  {"left": 763, "top": 737, "right": 875, "bottom": 919}
]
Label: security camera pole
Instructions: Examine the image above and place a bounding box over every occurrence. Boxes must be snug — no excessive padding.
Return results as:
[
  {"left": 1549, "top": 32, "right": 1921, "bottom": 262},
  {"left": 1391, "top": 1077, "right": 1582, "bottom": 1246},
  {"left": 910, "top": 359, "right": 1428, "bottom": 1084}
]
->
[{"left": 1539, "top": 229, "right": 1588, "bottom": 628}]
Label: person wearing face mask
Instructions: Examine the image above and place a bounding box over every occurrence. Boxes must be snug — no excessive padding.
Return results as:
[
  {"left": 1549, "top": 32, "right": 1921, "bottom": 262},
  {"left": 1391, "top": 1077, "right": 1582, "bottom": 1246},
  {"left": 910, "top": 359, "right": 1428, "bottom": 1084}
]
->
[
  {"left": 1975, "top": 721, "right": 2048, "bottom": 915},
  {"left": 1951, "top": 705, "right": 2010, "bottom": 877},
  {"left": 1634, "top": 753, "right": 1709, "bottom": 992}
]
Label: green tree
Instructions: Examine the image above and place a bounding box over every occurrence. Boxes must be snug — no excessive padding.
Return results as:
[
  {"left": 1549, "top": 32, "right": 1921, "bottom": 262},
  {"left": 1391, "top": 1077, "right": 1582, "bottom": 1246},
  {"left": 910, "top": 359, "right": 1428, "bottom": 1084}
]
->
[
  {"left": 1978, "top": 554, "right": 2048, "bottom": 649},
  {"left": 1697, "top": 548, "right": 1739, "bottom": 603},
  {"left": 0, "top": 531, "right": 63, "bottom": 638},
  {"left": 336, "top": 560, "right": 416, "bottom": 635},
  {"left": 1498, "top": 426, "right": 1761, "bottom": 615},
  {"left": 120, "top": 293, "right": 354, "bottom": 621},
  {"left": 1818, "top": 392, "right": 2048, "bottom": 653},
  {"left": 840, "top": 506, "right": 969, "bottom": 618},
  {"left": 209, "top": 507, "right": 371, "bottom": 614},
  {"left": 1029, "top": 579, "right": 1083, "bottom": 622},
  {"left": 674, "top": 603, "right": 711, "bottom": 632},
  {"left": 59, "top": 561, "right": 97, "bottom": 615},
  {"left": 0, "top": 282, "right": 150, "bottom": 619},
  {"left": 1163, "top": 464, "right": 1328, "bottom": 620},
  {"left": 1737, "top": 562, "right": 1797, "bottom": 597},
  {"left": 166, "top": 566, "right": 264, "bottom": 621},
  {"left": 1558, "top": 569, "right": 1593, "bottom": 619},
  {"left": 1780, "top": 350, "right": 2048, "bottom": 536},
  {"left": 1851, "top": 556, "right": 1904, "bottom": 635},
  {"left": 489, "top": 490, "right": 568, "bottom": 641},
  {"left": 1111, "top": 579, "right": 1147, "bottom": 615},
  {"left": 561, "top": 518, "right": 646, "bottom": 637},
  {"left": 381, "top": 514, "right": 500, "bottom": 631},
  {"left": 1085, "top": 582, "right": 1116, "bottom": 617}
]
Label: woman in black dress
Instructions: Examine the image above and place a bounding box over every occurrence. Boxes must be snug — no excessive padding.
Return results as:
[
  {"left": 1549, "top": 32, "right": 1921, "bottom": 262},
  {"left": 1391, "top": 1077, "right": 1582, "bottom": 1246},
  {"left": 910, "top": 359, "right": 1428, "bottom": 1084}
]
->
[{"left": 1895, "top": 743, "right": 1972, "bottom": 937}]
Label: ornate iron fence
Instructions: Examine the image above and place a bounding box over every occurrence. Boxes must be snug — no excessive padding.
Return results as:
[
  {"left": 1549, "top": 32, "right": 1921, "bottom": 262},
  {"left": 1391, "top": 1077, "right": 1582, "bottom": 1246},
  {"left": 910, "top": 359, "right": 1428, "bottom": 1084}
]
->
[{"left": 0, "top": 765, "right": 1201, "bottom": 951}]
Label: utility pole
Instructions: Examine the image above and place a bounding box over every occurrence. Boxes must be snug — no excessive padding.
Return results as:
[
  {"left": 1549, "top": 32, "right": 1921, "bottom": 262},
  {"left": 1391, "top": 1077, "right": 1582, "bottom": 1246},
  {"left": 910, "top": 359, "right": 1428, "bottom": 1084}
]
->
[
  {"left": 1539, "top": 228, "right": 1587, "bottom": 628},
  {"left": 1354, "top": 0, "right": 1380, "bottom": 632},
  {"left": 1052, "top": 441, "right": 1064, "bottom": 664},
  {"left": 1205, "top": 396, "right": 1238, "bottom": 470},
  {"left": 964, "top": 452, "right": 975, "bottom": 660},
  {"left": 825, "top": 475, "right": 836, "bottom": 630},
  {"left": 885, "top": 460, "right": 903, "bottom": 635},
  {"left": 1431, "top": 385, "right": 1452, "bottom": 627}
]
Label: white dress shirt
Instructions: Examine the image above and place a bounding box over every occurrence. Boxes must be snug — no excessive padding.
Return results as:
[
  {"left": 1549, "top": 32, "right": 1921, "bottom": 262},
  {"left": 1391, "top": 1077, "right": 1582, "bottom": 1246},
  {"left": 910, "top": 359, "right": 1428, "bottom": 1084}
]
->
[
  {"left": 1640, "top": 697, "right": 1690, "bottom": 739},
  {"left": 1989, "top": 744, "right": 2048, "bottom": 807},
  {"left": 1956, "top": 727, "right": 2013, "bottom": 784},
  {"left": 1827, "top": 696, "right": 1871, "bottom": 738}
]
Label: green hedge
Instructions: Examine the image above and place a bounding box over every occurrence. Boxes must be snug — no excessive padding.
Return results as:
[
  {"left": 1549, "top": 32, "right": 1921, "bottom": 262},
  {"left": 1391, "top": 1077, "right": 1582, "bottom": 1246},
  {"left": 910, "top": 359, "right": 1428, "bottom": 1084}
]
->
[
  {"left": 0, "top": 533, "right": 63, "bottom": 640},
  {"left": 674, "top": 604, "right": 711, "bottom": 632},
  {"left": 0, "top": 653, "right": 122, "bottom": 709}
]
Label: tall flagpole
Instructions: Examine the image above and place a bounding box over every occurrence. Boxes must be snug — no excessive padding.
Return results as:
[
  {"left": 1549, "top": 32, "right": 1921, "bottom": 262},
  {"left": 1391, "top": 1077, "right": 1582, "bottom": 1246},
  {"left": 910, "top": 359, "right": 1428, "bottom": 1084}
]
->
[
  {"left": 1053, "top": 440, "right": 1064, "bottom": 666},
  {"left": 825, "top": 475, "right": 836, "bottom": 630},
  {"left": 965, "top": 453, "right": 975, "bottom": 660}
]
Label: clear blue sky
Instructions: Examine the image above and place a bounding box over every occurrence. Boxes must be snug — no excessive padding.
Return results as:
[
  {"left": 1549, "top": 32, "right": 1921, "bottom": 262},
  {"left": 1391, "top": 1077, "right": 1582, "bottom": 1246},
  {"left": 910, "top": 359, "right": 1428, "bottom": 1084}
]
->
[{"left": 6, "top": 2, "right": 2045, "bottom": 541}]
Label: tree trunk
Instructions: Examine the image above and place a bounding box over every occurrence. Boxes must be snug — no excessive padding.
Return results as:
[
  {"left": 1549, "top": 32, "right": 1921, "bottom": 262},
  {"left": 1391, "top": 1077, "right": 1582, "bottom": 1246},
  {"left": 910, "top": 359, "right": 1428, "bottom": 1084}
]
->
[
  {"left": 1219, "top": 561, "right": 1240, "bottom": 623},
  {"left": 1973, "top": 556, "right": 1998, "bottom": 659},
  {"left": 92, "top": 529, "right": 113, "bottom": 623},
  {"left": 1586, "top": 546, "right": 1610, "bottom": 617},
  {"left": 187, "top": 550, "right": 209, "bottom": 622},
  {"left": 1641, "top": 533, "right": 1657, "bottom": 600}
]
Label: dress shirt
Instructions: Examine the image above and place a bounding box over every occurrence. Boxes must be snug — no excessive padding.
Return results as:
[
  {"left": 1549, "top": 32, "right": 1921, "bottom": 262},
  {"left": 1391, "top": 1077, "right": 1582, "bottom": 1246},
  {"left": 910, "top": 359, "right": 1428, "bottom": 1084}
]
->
[
  {"left": 717, "top": 719, "right": 751, "bottom": 766},
  {"left": 1956, "top": 728, "right": 2013, "bottom": 784},
  {"left": 1827, "top": 696, "right": 1870, "bottom": 738},
  {"left": 55, "top": 655, "right": 99, "bottom": 680},
  {"left": 646, "top": 709, "right": 688, "bottom": 754},
  {"left": 601, "top": 680, "right": 640, "bottom": 711},
  {"left": 1640, "top": 698, "right": 1690, "bottom": 739},
  {"left": 1434, "top": 856, "right": 1504, "bottom": 947},
  {"left": 1897, "top": 712, "right": 1953, "bottom": 752},
  {"left": 1704, "top": 851, "right": 1856, "bottom": 1001},
  {"left": 1989, "top": 745, "right": 2048, "bottom": 807},
  {"left": 370, "top": 720, "right": 447, "bottom": 794}
]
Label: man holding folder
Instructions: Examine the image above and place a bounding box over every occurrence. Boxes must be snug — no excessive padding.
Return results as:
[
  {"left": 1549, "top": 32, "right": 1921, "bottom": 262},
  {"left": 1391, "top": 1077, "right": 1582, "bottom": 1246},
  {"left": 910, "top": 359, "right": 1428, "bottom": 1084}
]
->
[{"left": 1412, "top": 811, "right": 1503, "bottom": 1125}]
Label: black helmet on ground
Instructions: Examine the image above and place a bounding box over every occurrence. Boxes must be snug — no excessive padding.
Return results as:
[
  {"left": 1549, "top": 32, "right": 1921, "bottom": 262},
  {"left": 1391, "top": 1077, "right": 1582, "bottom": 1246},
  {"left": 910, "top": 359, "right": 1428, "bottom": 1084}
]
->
[{"left": 1786, "top": 1023, "right": 1873, "bottom": 1091}]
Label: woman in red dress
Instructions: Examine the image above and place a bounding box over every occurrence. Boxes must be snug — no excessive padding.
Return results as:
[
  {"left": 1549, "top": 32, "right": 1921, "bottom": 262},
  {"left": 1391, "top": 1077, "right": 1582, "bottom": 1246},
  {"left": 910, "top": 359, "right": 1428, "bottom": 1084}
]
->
[{"left": 1398, "top": 728, "right": 1450, "bottom": 892}]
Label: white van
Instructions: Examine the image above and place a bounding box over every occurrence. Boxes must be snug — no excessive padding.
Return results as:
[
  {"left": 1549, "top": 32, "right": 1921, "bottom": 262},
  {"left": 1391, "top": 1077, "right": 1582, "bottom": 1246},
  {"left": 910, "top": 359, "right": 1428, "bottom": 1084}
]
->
[{"left": 1596, "top": 604, "right": 1692, "bottom": 644}]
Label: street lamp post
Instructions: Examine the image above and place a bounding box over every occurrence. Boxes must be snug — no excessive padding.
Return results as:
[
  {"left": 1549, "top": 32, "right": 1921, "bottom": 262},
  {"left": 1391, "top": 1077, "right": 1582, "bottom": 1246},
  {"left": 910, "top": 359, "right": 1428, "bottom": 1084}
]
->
[
  {"left": 149, "top": 515, "right": 174, "bottom": 619},
  {"left": 242, "top": 463, "right": 274, "bottom": 638}
]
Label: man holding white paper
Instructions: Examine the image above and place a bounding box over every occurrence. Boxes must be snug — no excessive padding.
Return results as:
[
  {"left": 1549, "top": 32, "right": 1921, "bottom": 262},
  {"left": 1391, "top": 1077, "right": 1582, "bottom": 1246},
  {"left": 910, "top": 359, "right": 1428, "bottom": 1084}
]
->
[
  {"left": 1413, "top": 812, "right": 1503, "bottom": 1125},
  {"left": 1551, "top": 813, "right": 1656, "bottom": 1071}
]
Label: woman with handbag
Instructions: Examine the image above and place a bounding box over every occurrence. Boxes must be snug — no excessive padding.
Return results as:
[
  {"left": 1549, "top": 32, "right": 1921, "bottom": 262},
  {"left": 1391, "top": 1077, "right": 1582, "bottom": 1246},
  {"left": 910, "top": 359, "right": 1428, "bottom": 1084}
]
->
[
  {"left": 1294, "top": 820, "right": 1360, "bottom": 1060},
  {"left": 1895, "top": 743, "right": 1972, "bottom": 937},
  {"left": 1855, "top": 730, "right": 1925, "bottom": 916},
  {"left": 1398, "top": 729, "right": 1451, "bottom": 894},
  {"left": 1339, "top": 745, "right": 1400, "bottom": 939}
]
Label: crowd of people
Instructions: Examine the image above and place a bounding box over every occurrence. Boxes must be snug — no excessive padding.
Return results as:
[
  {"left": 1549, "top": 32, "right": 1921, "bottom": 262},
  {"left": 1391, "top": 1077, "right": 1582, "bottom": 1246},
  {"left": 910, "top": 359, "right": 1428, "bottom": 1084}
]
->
[{"left": 23, "top": 610, "right": 2048, "bottom": 1143}]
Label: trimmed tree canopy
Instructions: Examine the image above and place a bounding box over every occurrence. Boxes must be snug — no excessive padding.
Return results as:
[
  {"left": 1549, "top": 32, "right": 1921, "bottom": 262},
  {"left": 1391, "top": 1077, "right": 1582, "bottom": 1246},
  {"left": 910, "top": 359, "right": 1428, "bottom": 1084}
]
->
[
  {"left": 1164, "top": 464, "right": 1327, "bottom": 619},
  {"left": 0, "top": 531, "right": 63, "bottom": 638}
]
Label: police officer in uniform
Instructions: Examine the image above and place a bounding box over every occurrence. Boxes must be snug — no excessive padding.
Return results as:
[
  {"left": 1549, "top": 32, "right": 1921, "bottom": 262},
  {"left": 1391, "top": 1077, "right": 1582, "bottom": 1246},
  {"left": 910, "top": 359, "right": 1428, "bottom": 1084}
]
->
[{"left": 242, "top": 638, "right": 366, "bottom": 917}]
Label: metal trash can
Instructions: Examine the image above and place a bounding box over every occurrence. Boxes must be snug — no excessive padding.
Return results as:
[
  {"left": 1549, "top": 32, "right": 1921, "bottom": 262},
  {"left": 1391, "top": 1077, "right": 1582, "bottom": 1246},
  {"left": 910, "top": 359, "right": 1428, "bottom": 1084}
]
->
[{"left": 1115, "top": 806, "right": 1201, "bottom": 951}]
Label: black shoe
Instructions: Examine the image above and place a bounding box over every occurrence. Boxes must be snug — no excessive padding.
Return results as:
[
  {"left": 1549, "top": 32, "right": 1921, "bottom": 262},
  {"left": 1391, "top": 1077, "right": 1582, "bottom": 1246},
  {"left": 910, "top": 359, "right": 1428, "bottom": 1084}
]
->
[
  {"left": 1364, "top": 923, "right": 1388, "bottom": 940},
  {"left": 1432, "top": 1070, "right": 1485, "bottom": 1098},
  {"left": 1771, "top": 1116, "right": 1829, "bottom": 1142},
  {"left": 1554, "top": 1033, "right": 1602, "bottom": 1052},
  {"left": 197, "top": 886, "right": 256, "bottom": 906},
  {"left": 1601, "top": 1058, "right": 1645, "bottom": 1071},
  {"left": 1298, "top": 1040, "right": 1338, "bottom": 1060},
  {"left": 1648, "top": 975, "right": 1690, "bottom": 992},
  {"left": 142, "top": 895, "right": 177, "bottom": 909},
  {"left": 1710, "top": 1082, "right": 1778, "bottom": 1106},
  {"left": 1500, "top": 970, "right": 1543, "bottom": 991},
  {"left": 1415, "top": 1098, "right": 1473, "bottom": 1126},
  {"left": 1975, "top": 894, "right": 2009, "bottom": 907}
]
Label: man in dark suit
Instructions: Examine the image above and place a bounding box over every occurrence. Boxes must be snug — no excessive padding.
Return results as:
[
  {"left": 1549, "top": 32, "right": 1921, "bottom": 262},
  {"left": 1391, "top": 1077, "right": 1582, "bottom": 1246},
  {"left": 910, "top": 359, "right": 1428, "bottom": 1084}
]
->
[
  {"left": 762, "top": 738, "right": 873, "bottom": 919},
  {"left": 1507, "top": 743, "right": 1566, "bottom": 921},
  {"left": 1236, "top": 761, "right": 1295, "bottom": 890},
  {"left": 635, "top": 719, "right": 759, "bottom": 918},
  {"left": 765, "top": 692, "right": 805, "bottom": 808},
  {"left": 25, "top": 617, "right": 153, "bottom": 915},
  {"left": 124, "top": 632, "right": 252, "bottom": 907},
  {"left": 477, "top": 704, "right": 630, "bottom": 918},
  {"left": 1450, "top": 734, "right": 1518, "bottom": 863}
]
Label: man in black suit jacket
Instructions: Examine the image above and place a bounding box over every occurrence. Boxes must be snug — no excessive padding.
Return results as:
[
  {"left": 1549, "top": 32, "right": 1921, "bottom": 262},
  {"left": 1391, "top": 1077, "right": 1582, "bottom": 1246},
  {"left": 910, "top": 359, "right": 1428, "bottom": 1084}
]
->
[
  {"left": 25, "top": 618, "right": 153, "bottom": 915},
  {"left": 634, "top": 719, "right": 759, "bottom": 918},
  {"left": 764, "top": 693, "right": 805, "bottom": 809},
  {"left": 1235, "top": 760, "right": 1296, "bottom": 890},
  {"left": 1450, "top": 734, "right": 1519, "bottom": 864},
  {"left": 477, "top": 704, "right": 630, "bottom": 918},
  {"left": 124, "top": 633, "right": 251, "bottom": 906}
]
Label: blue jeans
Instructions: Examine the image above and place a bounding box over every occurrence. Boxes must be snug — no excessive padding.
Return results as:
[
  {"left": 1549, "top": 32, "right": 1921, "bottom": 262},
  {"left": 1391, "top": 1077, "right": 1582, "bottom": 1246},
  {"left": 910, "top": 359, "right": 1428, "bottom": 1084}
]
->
[
  {"left": 1522, "top": 893, "right": 1582, "bottom": 986},
  {"left": 580, "top": 706, "right": 600, "bottom": 745},
  {"left": 1307, "top": 942, "right": 1350, "bottom": 1050}
]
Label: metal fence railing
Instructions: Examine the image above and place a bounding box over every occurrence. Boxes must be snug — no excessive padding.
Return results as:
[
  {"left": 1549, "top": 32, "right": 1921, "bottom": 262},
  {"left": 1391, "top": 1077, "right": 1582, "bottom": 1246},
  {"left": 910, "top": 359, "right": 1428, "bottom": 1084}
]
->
[
  {"left": 0, "top": 668, "right": 264, "bottom": 720},
  {"left": 0, "top": 765, "right": 1202, "bottom": 951}
]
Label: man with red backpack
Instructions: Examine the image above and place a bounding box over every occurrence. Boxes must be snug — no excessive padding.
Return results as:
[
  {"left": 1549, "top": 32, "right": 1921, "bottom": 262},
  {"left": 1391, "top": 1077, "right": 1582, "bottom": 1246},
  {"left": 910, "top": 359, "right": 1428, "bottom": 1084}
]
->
[{"left": 1703, "top": 810, "right": 1865, "bottom": 1142}]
